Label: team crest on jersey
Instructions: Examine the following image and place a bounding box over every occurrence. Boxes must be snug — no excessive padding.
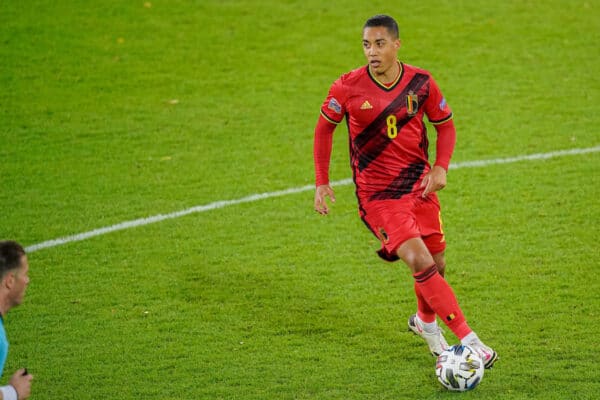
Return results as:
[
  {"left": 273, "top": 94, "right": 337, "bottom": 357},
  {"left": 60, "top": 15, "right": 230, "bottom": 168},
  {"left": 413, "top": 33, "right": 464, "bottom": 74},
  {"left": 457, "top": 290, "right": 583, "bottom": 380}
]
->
[
  {"left": 328, "top": 97, "right": 342, "bottom": 114},
  {"left": 406, "top": 91, "right": 418, "bottom": 116}
]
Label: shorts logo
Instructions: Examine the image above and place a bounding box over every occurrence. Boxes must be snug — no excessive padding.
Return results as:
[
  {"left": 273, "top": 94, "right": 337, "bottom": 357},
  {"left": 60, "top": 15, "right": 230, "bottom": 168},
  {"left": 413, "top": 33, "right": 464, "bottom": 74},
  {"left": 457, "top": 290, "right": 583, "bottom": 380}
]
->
[
  {"left": 360, "top": 100, "right": 373, "bottom": 110},
  {"left": 377, "top": 227, "right": 389, "bottom": 244},
  {"left": 406, "top": 91, "right": 418, "bottom": 116},
  {"left": 328, "top": 97, "right": 342, "bottom": 114}
]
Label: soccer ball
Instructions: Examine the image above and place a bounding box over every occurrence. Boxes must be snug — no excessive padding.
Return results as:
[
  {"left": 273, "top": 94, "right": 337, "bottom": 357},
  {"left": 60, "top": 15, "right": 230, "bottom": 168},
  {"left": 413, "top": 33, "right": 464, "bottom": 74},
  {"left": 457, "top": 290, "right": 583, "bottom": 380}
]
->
[{"left": 435, "top": 345, "right": 484, "bottom": 391}]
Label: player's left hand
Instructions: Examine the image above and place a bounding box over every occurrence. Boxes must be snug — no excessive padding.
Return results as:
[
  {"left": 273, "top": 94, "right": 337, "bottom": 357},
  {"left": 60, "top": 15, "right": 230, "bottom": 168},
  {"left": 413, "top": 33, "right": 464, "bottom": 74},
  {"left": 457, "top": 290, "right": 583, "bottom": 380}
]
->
[{"left": 420, "top": 165, "right": 447, "bottom": 197}]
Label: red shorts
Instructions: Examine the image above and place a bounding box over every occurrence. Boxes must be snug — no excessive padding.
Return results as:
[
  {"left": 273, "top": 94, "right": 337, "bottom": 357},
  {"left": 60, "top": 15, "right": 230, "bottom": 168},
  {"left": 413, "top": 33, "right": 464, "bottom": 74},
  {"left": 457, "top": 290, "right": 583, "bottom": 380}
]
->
[{"left": 359, "top": 193, "right": 446, "bottom": 261}]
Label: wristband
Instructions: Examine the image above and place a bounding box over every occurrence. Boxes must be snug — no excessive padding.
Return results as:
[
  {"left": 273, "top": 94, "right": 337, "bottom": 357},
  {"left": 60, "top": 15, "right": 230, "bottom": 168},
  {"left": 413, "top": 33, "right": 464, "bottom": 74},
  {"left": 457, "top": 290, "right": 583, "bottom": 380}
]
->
[{"left": 0, "top": 385, "right": 17, "bottom": 400}]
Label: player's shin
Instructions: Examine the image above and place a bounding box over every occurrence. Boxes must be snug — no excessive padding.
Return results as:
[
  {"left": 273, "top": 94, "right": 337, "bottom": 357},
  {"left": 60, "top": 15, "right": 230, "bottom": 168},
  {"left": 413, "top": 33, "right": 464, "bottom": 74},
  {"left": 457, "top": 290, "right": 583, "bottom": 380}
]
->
[
  {"left": 413, "top": 265, "right": 472, "bottom": 340},
  {"left": 414, "top": 281, "right": 436, "bottom": 324}
]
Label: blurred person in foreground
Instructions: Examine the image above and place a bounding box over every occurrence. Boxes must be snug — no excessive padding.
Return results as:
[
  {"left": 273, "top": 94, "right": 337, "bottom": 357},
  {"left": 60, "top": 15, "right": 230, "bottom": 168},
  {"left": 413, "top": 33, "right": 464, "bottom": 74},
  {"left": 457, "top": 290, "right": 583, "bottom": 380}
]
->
[
  {"left": 313, "top": 14, "right": 497, "bottom": 368},
  {"left": 0, "top": 241, "right": 33, "bottom": 399}
]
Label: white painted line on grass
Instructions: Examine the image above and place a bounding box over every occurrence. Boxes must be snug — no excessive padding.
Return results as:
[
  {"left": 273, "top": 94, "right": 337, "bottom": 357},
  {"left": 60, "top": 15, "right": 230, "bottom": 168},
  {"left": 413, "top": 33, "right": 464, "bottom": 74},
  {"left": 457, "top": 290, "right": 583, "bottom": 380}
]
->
[
  {"left": 449, "top": 145, "right": 600, "bottom": 169},
  {"left": 25, "top": 145, "right": 600, "bottom": 253}
]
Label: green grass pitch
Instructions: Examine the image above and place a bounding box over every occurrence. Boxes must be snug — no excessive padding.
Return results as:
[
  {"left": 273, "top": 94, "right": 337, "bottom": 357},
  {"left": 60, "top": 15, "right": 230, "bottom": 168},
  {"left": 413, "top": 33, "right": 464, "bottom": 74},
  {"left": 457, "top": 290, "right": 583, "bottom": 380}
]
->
[{"left": 1, "top": 1, "right": 599, "bottom": 398}]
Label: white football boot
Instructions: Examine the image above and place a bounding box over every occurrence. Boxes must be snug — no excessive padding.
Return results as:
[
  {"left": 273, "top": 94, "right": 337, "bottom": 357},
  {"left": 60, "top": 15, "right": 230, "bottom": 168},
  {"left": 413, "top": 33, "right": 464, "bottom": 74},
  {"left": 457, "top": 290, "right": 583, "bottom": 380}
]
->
[
  {"left": 464, "top": 339, "right": 498, "bottom": 369},
  {"left": 407, "top": 314, "right": 449, "bottom": 357}
]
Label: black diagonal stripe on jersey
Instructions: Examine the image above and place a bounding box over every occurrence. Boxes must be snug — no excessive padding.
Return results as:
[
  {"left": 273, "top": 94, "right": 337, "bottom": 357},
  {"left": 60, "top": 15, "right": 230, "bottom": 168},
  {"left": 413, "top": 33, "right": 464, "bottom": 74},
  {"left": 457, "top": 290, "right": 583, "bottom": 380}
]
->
[
  {"left": 353, "top": 73, "right": 429, "bottom": 172},
  {"left": 368, "top": 162, "right": 426, "bottom": 201}
]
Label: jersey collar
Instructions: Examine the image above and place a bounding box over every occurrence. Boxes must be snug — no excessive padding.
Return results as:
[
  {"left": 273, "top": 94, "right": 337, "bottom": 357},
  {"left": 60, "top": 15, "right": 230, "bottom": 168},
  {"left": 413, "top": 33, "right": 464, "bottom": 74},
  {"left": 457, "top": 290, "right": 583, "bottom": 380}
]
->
[{"left": 367, "top": 61, "right": 403, "bottom": 91}]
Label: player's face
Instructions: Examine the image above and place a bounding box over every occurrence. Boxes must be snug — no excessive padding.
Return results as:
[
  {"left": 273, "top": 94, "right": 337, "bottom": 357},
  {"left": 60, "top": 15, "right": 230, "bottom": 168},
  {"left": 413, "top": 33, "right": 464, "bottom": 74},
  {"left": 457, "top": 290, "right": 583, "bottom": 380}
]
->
[{"left": 362, "top": 26, "right": 400, "bottom": 77}]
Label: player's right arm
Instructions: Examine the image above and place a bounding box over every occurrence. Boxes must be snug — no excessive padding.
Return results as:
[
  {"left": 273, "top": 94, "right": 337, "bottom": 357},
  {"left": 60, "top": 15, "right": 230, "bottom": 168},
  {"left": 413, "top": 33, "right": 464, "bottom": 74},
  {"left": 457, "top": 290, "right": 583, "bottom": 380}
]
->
[
  {"left": 313, "top": 115, "right": 337, "bottom": 215},
  {"left": 314, "top": 77, "right": 347, "bottom": 215}
]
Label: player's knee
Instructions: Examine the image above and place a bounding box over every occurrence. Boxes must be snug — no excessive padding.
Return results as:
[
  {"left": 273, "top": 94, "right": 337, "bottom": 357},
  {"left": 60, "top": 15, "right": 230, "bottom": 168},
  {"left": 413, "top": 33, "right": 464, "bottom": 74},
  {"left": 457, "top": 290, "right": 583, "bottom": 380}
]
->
[
  {"left": 397, "top": 238, "right": 435, "bottom": 272},
  {"left": 402, "top": 251, "right": 435, "bottom": 273}
]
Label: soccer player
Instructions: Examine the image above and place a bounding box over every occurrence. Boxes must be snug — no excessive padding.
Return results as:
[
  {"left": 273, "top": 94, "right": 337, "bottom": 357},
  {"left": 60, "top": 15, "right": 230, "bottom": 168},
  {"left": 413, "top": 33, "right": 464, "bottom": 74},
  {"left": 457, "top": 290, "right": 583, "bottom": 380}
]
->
[
  {"left": 0, "top": 241, "right": 33, "bottom": 399},
  {"left": 313, "top": 14, "right": 497, "bottom": 368}
]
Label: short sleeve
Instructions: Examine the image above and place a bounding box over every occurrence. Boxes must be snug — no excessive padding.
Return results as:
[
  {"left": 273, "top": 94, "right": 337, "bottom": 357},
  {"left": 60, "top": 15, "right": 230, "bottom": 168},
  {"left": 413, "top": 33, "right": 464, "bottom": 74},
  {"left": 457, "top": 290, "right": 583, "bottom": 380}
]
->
[
  {"left": 424, "top": 76, "right": 453, "bottom": 125},
  {"left": 320, "top": 77, "right": 347, "bottom": 124}
]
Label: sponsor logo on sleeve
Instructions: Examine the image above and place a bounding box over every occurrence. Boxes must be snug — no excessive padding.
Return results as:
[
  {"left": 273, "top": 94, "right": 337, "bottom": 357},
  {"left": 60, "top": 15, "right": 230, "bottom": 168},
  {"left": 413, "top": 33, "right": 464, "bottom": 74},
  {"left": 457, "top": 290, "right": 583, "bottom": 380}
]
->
[
  {"left": 439, "top": 97, "right": 447, "bottom": 110},
  {"left": 328, "top": 97, "right": 342, "bottom": 114}
]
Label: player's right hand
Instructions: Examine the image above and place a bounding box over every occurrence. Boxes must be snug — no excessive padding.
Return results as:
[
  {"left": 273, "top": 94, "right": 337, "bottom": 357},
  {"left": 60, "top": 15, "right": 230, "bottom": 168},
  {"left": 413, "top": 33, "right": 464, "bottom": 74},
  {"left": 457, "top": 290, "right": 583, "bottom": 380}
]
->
[{"left": 314, "top": 184, "right": 336, "bottom": 215}]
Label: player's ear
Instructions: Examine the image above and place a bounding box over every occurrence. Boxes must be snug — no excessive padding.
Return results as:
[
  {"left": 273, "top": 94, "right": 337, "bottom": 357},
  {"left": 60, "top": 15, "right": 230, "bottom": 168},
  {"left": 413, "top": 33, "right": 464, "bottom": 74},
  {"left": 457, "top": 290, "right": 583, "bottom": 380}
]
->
[
  {"left": 395, "top": 39, "right": 401, "bottom": 50},
  {"left": 2, "top": 272, "right": 15, "bottom": 290}
]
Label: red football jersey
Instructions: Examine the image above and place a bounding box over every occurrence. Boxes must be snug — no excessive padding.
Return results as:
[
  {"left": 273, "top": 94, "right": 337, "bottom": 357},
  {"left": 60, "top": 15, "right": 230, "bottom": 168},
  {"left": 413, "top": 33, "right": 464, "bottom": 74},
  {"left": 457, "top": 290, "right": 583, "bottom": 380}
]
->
[{"left": 319, "top": 62, "right": 453, "bottom": 201}]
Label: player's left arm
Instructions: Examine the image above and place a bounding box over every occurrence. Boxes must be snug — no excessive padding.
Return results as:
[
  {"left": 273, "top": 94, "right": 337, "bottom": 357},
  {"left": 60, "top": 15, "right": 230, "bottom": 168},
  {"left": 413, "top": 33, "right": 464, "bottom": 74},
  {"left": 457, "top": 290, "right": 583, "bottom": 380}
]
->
[
  {"left": 421, "top": 75, "right": 456, "bottom": 197},
  {"left": 421, "top": 119, "right": 456, "bottom": 197}
]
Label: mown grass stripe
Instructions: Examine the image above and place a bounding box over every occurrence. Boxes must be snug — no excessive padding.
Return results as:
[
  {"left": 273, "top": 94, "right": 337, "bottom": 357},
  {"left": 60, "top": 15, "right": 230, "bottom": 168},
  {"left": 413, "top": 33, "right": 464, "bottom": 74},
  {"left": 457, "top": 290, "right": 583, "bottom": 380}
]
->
[{"left": 25, "top": 145, "right": 600, "bottom": 253}]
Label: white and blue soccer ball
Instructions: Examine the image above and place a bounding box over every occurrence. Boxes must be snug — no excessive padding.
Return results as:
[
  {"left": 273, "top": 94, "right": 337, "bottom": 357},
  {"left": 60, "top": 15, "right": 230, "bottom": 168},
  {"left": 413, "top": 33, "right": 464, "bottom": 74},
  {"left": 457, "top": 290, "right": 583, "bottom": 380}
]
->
[{"left": 435, "top": 345, "right": 484, "bottom": 391}]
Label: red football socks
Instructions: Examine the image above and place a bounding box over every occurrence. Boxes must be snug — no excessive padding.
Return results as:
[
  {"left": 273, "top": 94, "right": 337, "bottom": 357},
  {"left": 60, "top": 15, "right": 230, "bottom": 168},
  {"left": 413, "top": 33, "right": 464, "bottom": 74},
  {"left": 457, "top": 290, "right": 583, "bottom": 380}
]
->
[
  {"left": 414, "top": 281, "right": 436, "bottom": 323},
  {"left": 413, "top": 265, "right": 472, "bottom": 340}
]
